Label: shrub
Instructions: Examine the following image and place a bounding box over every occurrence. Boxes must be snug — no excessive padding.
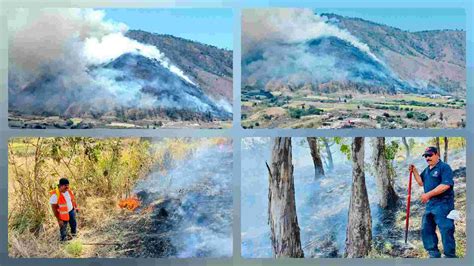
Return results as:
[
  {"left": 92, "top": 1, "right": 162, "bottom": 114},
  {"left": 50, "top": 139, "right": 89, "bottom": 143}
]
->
[
  {"left": 288, "top": 106, "right": 323, "bottom": 119},
  {"left": 65, "top": 119, "right": 74, "bottom": 127},
  {"left": 407, "top": 111, "right": 429, "bottom": 121},
  {"left": 65, "top": 241, "right": 83, "bottom": 257}
]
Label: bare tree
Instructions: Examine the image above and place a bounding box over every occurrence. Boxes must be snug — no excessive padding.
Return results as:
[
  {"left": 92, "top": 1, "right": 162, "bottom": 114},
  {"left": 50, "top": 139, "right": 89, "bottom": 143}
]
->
[
  {"left": 307, "top": 137, "right": 324, "bottom": 178},
  {"left": 444, "top": 137, "right": 449, "bottom": 162},
  {"left": 321, "top": 137, "right": 334, "bottom": 171},
  {"left": 436, "top": 137, "right": 440, "bottom": 154},
  {"left": 401, "top": 137, "right": 410, "bottom": 160},
  {"left": 372, "top": 137, "right": 398, "bottom": 208},
  {"left": 345, "top": 137, "right": 372, "bottom": 258},
  {"left": 266, "top": 137, "right": 304, "bottom": 258}
]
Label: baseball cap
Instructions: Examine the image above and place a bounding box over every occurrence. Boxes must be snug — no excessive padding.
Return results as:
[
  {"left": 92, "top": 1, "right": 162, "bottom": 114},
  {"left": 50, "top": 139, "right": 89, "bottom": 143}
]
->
[{"left": 422, "top": 146, "right": 438, "bottom": 157}]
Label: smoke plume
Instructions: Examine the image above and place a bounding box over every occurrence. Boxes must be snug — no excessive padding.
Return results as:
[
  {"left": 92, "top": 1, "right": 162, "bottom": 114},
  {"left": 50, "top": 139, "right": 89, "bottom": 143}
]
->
[
  {"left": 241, "top": 8, "right": 386, "bottom": 88},
  {"left": 242, "top": 8, "right": 378, "bottom": 60},
  {"left": 8, "top": 8, "right": 226, "bottom": 118}
]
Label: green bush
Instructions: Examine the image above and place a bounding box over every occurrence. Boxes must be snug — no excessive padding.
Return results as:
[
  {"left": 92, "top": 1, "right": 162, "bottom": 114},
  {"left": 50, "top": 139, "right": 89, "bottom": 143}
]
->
[
  {"left": 288, "top": 106, "right": 323, "bottom": 119},
  {"left": 65, "top": 119, "right": 74, "bottom": 127},
  {"left": 407, "top": 111, "right": 429, "bottom": 121},
  {"left": 65, "top": 241, "right": 83, "bottom": 257},
  {"left": 289, "top": 108, "right": 302, "bottom": 119}
]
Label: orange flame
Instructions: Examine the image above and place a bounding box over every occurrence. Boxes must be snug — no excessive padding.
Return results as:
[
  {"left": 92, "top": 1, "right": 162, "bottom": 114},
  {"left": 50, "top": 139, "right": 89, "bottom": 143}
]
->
[{"left": 118, "top": 197, "right": 140, "bottom": 211}]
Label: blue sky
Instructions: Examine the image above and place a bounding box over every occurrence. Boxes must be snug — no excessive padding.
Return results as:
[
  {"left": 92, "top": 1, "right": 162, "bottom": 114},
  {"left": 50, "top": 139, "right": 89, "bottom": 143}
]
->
[
  {"left": 316, "top": 8, "right": 466, "bottom": 32},
  {"left": 102, "top": 8, "right": 233, "bottom": 50}
]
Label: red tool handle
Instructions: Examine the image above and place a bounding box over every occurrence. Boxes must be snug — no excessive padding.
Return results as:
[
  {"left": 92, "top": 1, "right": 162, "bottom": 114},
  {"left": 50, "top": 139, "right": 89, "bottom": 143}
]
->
[{"left": 405, "top": 169, "right": 413, "bottom": 243}]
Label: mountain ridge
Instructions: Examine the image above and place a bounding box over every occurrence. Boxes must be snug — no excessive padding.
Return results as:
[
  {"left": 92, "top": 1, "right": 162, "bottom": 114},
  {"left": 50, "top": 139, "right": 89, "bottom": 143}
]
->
[
  {"left": 242, "top": 12, "right": 465, "bottom": 97},
  {"left": 321, "top": 13, "right": 465, "bottom": 94},
  {"left": 9, "top": 29, "right": 233, "bottom": 125},
  {"left": 126, "top": 29, "right": 233, "bottom": 102}
]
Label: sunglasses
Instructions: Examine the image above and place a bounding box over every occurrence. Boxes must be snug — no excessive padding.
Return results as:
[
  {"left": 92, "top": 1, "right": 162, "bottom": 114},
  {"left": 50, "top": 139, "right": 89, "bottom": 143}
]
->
[{"left": 423, "top": 154, "right": 434, "bottom": 158}]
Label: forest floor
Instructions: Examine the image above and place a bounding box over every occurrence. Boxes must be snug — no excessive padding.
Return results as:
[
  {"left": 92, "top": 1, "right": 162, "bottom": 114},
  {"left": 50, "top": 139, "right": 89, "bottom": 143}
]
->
[
  {"left": 369, "top": 151, "right": 466, "bottom": 258},
  {"left": 242, "top": 91, "right": 465, "bottom": 129}
]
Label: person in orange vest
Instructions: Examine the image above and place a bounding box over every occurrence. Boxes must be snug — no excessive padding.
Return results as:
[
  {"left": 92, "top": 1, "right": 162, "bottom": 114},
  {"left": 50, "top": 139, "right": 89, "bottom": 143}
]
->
[{"left": 49, "top": 178, "right": 79, "bottom": 241}]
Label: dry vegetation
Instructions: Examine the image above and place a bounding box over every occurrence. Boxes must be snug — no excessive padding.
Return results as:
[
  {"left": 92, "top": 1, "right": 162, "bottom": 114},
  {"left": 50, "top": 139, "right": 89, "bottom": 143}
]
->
[{"left": 8, "top": 137, "right": 219, "bottom": 258}]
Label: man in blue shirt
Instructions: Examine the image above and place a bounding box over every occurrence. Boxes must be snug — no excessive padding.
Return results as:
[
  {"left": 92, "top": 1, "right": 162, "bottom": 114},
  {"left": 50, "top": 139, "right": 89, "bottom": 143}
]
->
[{"left": 409, "top": 146, "right": 456, "bottom": 258}]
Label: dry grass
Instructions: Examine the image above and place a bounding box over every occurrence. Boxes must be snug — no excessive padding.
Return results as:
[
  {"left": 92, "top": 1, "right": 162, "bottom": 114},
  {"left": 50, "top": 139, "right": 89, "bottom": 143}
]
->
[{"left": 8, "top": 137, "right": 226, "bottom": 258}]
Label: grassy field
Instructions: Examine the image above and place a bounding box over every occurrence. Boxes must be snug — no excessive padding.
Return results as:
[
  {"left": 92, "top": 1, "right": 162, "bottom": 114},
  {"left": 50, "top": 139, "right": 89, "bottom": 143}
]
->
[{"left": 242, "top": 91, "right": 465, "bottom": 129}]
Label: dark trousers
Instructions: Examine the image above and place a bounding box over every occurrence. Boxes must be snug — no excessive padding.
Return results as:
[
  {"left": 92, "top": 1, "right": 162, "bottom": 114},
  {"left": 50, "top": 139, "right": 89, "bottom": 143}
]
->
[
  {"left": 59, "top": 209, "right": 77, "bottom": 241},
  {"left": 421, "top": 203, "right": 456, "bottom": 258}
]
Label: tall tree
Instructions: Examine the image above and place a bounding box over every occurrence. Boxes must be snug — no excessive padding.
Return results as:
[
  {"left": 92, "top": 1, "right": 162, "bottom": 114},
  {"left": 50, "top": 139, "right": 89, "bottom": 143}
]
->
[
  {"left": 436, "top": 137, "right": 441, "bottom": 154},
  {"left": 321, "top": 137, "right": 334, "bottom": 171},
  {"left": 307, "top": 137, "right": 324, "bottom": 178},
  {"left": 345, "top": 137, "right": 372, "bottom": 258},
  {"left": 401, "top": 137, "right": 410, "bottom": 160},
  {"left": 444, "top": 137, "right": 449, "bottom": 163},
  {"left": 266, "top": 137, "right": 304, "bottom": 258},
  {"left": 372, "top": 137, "right": 399, "bottom": 208}
]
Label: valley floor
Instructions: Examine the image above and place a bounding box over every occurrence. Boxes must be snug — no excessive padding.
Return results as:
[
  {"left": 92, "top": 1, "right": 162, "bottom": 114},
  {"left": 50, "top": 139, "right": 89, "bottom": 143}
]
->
[
  {"left": 8, "top": 113, "right": 231, "bottom": 129},
  {"left": 242, "top": 92, "right": 465, "bottom": 129}
]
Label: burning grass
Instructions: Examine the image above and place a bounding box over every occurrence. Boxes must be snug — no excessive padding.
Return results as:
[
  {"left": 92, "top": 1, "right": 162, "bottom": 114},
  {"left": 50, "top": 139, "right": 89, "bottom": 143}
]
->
[
  {"left": 118, "top": 197, "right": 141, "bottom": 211},
  {"left": 8, "top": 137, "right": 228, "bottom": 258}
]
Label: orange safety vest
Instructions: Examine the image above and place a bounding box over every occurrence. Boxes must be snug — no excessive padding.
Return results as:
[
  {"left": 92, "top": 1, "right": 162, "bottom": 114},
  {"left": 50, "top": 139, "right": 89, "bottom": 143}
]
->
[{"left": 49, "top": 188, "right": 77, "bottom": 221}]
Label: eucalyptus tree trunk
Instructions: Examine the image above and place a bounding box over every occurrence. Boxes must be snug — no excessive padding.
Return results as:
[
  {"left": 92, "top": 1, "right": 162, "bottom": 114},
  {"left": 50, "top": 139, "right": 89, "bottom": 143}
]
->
[
  {"left": 322, "top": 138, "right": 334, "bottom": 171},
  {"left": 345, "top": 137, "right": 372, "bottom": 258},
  {"left": 402, "top": 137, "right": 410, "bottom": 160},
  {"left": 372, "top": 137, "right": 399, "bottom": 208},
  {"left": 267, "top": 137, "right": 304, "bottom": 258},
  {"left": 444, "top": 137, "right": 449, "bottom": 162},
  {"left": 307, "top": 137, "right": 324, "bottom": 178},
  {"left": 436, "top": 137, "right": 441, "bottom": 155}
]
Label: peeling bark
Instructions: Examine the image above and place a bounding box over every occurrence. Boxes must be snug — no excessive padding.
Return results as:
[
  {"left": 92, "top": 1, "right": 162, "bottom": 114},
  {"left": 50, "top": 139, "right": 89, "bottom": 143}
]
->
[
  {"left": 372, "top": 137, "right": 399, "bottom": 208},
  {"left": 267, "top": 137, "right": 304, "bottom": 258},
  {"left": 345, "top": 137, "right": 372, "bottom": 258},
  {"left": 307, "top": 137, "right": 324, "bottom": 178}
]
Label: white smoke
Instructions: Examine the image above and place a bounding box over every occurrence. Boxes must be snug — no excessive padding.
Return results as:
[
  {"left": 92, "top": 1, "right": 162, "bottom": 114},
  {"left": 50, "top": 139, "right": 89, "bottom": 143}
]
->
[
  {"left": 242, "top": 8, "right": 379, "bottom": 62},
  {"left": 83, "top": 32, "right": 196, "bottom": 85},
  {"left": 8, "top": 8, "right": 203, "bottom": 115},
  {"left": 8, "top": 8, "right": 127, "bottom": 87},
  {"left": 132, "top": 140, "right": 233, "bottom": 257},
  {"left": 244, "top": 42, "right": 349, "bottom": 87}
]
